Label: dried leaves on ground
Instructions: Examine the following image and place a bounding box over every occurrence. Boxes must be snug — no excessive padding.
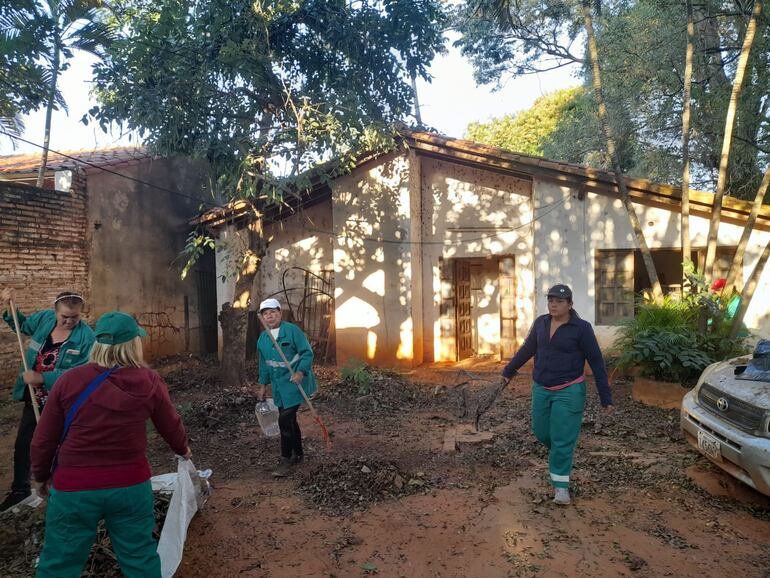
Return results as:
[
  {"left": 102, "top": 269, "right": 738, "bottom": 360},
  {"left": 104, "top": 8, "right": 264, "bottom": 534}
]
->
[
  {"left": 297, "top": 458, "right": 432, "bottom": 515},
  {"left": 0, "top": 493, "right": 171, "bottom": 577}
]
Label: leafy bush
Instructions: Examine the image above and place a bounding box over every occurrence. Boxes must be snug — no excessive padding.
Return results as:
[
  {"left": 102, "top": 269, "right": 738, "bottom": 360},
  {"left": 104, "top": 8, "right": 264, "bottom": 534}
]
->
[
  {"left": 340, "top": 358, "right": 374, "bottom": 395},
  {"left": 614, "top": 279, "right": 750, "bottom": 385}
]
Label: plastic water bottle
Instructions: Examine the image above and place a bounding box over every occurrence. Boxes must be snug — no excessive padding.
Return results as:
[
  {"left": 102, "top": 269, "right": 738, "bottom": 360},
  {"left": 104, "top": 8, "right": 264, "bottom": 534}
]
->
[{"left": 255, "top": 399, "right": 280, "bottom": 437}]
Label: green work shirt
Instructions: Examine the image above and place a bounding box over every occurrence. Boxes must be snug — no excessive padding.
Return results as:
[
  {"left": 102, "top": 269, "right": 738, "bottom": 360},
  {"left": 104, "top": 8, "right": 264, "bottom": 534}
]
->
[
  {"left": 2, "top": 309, "right": 95, "bottom": 400},
  {"left": 257, "top": 321, "right": 317, "bottom": 409}
]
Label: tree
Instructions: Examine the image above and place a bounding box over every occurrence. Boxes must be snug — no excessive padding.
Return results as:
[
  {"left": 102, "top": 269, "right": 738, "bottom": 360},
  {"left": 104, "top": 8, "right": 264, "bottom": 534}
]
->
[
  {"left": 465, "top": 86, "right": 639, "bottom": 170},
  {"left": 26, "top": 1, "right": 114, "bottom": 186},
  {"left": 580, "top": 0, "right": 663, "bottom": 300},
  {"left": 466, "top": 87, "right": 585, "bottom": 157},
  {"left": 2, "top": 1, "right": 113, "bottom": 183},
  {"left": 458, "top": 0, "right": 770, "bottom": 198},
  {"left": 457, "top": 0, "right": 663, "bottom": 300},
  {"left": 91, "top": 0, "right": 447, "bottom": 386},
  {"left": 680, "top": 0, "right": 695, "bottom": 281},
  {"left": 0, "top": 0, "right": 49, "bottom": 142},
  {"left": 704, "top": 0, "right": 762, "bottom": 281}
]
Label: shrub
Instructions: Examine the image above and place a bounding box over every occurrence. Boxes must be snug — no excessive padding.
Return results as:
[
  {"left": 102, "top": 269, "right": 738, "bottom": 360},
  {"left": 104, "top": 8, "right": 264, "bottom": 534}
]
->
[
  {"left": 340, "top": 358, "right": 374, "bottom": 395},
  {"left": 614, "top": 285, "right": 750, "bottom": 385}
]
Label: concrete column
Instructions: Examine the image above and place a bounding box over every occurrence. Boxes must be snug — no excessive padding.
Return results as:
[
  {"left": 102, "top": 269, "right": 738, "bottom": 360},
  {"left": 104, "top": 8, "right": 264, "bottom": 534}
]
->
[{"left": 408, "top": 150, "right": 424, "bottom": 365}]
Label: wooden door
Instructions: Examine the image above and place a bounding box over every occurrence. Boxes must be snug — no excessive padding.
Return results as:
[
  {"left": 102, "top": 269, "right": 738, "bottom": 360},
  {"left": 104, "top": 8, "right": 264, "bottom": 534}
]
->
[
  {"left": 499, "top": 256, "right": 516, "bottom": 360},
  {"left": 456, "top": 260, "right": 473, "bottom": 360}
]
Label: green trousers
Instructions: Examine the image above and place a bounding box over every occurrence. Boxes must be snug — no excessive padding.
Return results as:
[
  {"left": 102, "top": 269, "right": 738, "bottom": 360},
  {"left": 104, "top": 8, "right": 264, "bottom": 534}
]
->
[
  {"left": 531, "top": 381, "right": 586, "bottom": 489},
  {"left": 37, "top": 480, "right": 161, "bottom": 578}
]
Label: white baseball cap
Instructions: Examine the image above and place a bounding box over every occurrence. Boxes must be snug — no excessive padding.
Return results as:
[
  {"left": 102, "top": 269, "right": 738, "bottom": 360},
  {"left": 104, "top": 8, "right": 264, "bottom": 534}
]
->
[{"left": 259, "top": 298, "right": 281, "bottom": 312}]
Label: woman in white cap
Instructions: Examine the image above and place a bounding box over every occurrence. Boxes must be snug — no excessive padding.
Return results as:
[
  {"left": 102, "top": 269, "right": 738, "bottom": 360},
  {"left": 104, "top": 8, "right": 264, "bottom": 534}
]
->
[
  {"left": 502, "top": 284, "right": 613, "bottom": 505},
  {"left": 255, "top": 298, "right": 317, "bottom": 477}
]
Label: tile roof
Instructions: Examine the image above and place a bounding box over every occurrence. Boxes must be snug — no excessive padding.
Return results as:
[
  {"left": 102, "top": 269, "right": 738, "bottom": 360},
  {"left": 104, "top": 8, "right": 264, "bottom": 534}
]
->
[
  {"left": 0, "top": 146, "right": 152, "bottom": 175},
  {"left": 194, "top": 129, "right": 770, "bottom": 232}
]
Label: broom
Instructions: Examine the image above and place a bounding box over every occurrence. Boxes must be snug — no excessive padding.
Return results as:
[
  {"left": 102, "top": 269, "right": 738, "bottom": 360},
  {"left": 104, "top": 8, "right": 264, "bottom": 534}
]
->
[
  {"left": 257, "top": 314, "right": 332, "bottom": 450},
  {"left": 9, "top": 299, "right": 41, "bottom": 422}
]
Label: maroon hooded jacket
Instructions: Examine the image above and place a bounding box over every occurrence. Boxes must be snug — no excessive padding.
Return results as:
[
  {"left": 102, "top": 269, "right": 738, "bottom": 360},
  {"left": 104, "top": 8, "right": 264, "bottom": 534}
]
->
[{"left": 31, "top": 363, "right": 188, "bottom": 491}]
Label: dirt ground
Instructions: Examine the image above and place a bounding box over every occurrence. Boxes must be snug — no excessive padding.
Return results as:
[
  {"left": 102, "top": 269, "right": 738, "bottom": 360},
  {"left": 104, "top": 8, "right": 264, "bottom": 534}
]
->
[{"left": 2, "top": 357, "right": 770, "bottom": 578}]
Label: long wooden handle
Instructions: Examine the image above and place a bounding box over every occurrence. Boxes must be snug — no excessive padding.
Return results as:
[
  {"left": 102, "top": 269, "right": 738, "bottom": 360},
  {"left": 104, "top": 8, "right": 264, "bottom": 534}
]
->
[
  {"left": 256, "top": 314, "right": 318, "bottom": 416},
  {"left": 9, "top": 300, "right": 41, "bottom": 422}
]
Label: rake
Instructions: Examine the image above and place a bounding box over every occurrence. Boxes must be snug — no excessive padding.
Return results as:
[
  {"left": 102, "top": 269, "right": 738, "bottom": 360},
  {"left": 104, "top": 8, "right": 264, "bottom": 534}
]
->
[{"left": 9, "top": 299, "right": 41, "bottom": 422}]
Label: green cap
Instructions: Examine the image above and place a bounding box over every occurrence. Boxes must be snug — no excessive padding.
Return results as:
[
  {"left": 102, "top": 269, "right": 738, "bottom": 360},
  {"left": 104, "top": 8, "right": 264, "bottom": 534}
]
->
[{"left": 95, "top": 312, "right": 147, "bottom": 345}]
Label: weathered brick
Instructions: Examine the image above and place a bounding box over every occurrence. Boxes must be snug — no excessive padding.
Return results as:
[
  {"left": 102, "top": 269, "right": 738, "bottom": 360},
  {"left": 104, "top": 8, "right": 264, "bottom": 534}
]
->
[{"left": 0, "top": 179, "right": 90, "bottom": 384}]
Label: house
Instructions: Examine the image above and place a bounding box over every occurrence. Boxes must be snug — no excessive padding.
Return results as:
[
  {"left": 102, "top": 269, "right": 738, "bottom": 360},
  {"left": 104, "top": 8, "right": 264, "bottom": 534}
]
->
[
  {"left": 0, "top": 147, "right": 218, "bottom": 384},
  {"left": 196, "top": 129, "right": 770, "bottom": 366}
]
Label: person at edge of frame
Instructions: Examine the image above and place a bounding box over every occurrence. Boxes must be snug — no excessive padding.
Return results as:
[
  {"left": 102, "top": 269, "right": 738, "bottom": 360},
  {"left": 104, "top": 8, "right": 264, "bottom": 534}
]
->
[
  {"left": 0, "top": 287, "right": 94, "bottom": 512},
  {"left": 30, "top": 312, "right": 192, "bottom": 578}
]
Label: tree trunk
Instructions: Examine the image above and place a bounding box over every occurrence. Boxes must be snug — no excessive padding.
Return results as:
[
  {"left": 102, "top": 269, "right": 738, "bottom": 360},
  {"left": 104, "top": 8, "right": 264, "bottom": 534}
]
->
[
  {"left": 724, "top": 167, "right": 770, "bottom": 292},
  {"left": 219, "top": 214, "right": 268, "bottom": 388},
  {"left": 729, "top": 237, "right": 770, "bottom": 339},
  {"left": 411, "top": 72, "right": 423, "bottom": 126},
  {"left": 581, "top": 0, "right": 663, "bottom": 301},
  {"left": 36, "top": 39, "right": 60, "bottom": 188},
  {"left": 680, "top": 0, "right": 695, "bottom": 283},
  {"left": 703, "top": 0, "right": 761, "bottom": 281}
]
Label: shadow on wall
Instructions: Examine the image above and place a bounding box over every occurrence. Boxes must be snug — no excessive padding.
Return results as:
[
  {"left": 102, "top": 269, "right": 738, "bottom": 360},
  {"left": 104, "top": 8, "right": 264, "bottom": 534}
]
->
[
  {"left": 427, "top": 159, "right": 534, "bottom": 362},
  {"left": 333, "top": 154, "right": 413, "bottom": 365}
]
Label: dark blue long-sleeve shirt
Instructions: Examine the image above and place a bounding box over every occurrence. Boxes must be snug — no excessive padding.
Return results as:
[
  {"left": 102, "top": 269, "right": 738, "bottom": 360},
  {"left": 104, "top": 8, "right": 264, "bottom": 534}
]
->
[{"left": 502, "top": 313, "right": 612, "bottom": 406}]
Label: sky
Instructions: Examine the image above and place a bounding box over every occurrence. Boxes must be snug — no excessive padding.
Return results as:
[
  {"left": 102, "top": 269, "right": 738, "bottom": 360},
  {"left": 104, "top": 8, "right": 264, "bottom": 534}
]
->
[{"left": 0, "top": 38, "right": 580, "bottom": 157}]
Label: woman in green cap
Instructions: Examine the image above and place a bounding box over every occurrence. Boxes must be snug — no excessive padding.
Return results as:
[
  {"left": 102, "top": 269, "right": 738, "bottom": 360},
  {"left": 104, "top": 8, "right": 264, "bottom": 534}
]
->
[
  {"left": 0, "top": 287, "right": 94, "bottom": 512},
  {"left": 255, "top": 298, "right": 317, "bottom": 478},
  {"left": 30, "top": 311, "right": 191, "bottom": 578}
]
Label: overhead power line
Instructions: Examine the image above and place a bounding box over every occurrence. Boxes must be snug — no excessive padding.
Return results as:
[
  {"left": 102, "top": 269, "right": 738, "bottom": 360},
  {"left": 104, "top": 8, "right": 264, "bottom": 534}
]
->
[
  {"left": 0, "top": 131, "right": 218, "bottom": 207},
  {"left": 2, "top": 130, "right": 574, "bottom": 248}
]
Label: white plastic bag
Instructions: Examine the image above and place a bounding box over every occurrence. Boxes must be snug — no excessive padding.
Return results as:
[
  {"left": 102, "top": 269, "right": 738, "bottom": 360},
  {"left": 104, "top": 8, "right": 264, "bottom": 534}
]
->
[{"left": 157, "top": 458, "right": 203, "bottom": 578}]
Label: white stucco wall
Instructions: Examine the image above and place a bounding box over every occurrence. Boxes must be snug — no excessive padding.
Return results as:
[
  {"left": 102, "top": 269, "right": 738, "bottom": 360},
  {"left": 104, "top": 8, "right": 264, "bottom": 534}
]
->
[
  {"left": 532, "top": 180, "right": 770, "bottom": 347},
  {"left": 212, "top": 152, "right": 770, "bottom": 364},
  {"left": 255, "top": 201, "right": 334, "bottom": 312},
  {"left": 331, "top": 153, "right": 414, "bottom": 365},
  {"left": 419, "top": 158, "right": 535, "bottom": 362},
  {"left": 213, "top": 201, "right": 335, "bottom": 353}
]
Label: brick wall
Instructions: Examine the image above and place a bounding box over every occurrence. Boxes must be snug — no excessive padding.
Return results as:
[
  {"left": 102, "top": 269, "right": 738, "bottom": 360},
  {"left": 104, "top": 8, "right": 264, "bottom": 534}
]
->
[{"left": 0, "top": 174, "right": 90, "bottom": 388}]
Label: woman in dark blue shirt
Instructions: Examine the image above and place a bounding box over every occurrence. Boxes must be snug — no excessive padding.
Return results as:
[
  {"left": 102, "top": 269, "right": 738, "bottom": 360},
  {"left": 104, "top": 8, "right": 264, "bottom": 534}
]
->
[{"left": 502, "top": 284, "right": 614, "bottom": 505}]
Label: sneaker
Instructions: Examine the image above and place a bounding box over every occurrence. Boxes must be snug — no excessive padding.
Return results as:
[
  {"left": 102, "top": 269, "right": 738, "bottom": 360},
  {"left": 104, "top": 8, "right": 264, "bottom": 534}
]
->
[
  {"left": 0, "top": 489, "right": 31, "bottom": 513},
  {"left": 292, "top": 454, "right": 304, "bottom": 466},
  {"left": 553, "top": 487, "right": 571, "bottom": 505},
  {"left": 271, "top": 457, "right": 293, "bottom": 478}
]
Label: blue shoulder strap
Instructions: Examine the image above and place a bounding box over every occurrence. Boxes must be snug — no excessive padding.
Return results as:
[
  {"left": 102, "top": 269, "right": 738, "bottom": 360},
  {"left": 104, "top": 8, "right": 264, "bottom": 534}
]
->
[{"left": 59, "top": 366, "right": 117, "bottom": 445}]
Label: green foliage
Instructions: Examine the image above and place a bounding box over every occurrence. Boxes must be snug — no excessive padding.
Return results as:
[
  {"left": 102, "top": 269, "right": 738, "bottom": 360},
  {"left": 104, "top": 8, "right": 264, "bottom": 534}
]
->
[
  {"left": 1, "top": 1, "right": 114, "bottom": 143},
  {"left": 614, "top": 278, "right": 750, "bottom": 385},
  {"left": 455, "top": 0, "right": 770, "bottom": 197},
  {"left": 466, "top": 87, "right": 585, "bottom": 157},
  {"left": 340, "top": 358, "right": 374, "bottom": 396},
  {"left": 179, "top": 231, "right": 215, "bottom": 280},
  {"left": 0, "top": 1, "right": 50, "bottom": 138},
  {"left": 89, "top": 0, "right": 447, "bottom": 203}
]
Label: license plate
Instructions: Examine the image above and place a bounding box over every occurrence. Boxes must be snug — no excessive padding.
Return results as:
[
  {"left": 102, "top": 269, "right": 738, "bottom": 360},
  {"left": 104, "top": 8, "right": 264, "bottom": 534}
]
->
[{"left": 697, "top": 430, "right": 723, "bottom": 463}]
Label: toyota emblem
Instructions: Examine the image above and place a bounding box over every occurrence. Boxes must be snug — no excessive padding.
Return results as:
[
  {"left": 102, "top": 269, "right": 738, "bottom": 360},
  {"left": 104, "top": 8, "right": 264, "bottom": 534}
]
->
[{"left": 716, "top": 397, "right": 729, "bottom": 412}]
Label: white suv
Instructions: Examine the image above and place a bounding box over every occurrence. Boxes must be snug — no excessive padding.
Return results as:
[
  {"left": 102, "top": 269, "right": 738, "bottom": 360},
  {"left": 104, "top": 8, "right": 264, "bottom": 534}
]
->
[{"left": 680, "top": 341, "right": 770, "bottom": 497}]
